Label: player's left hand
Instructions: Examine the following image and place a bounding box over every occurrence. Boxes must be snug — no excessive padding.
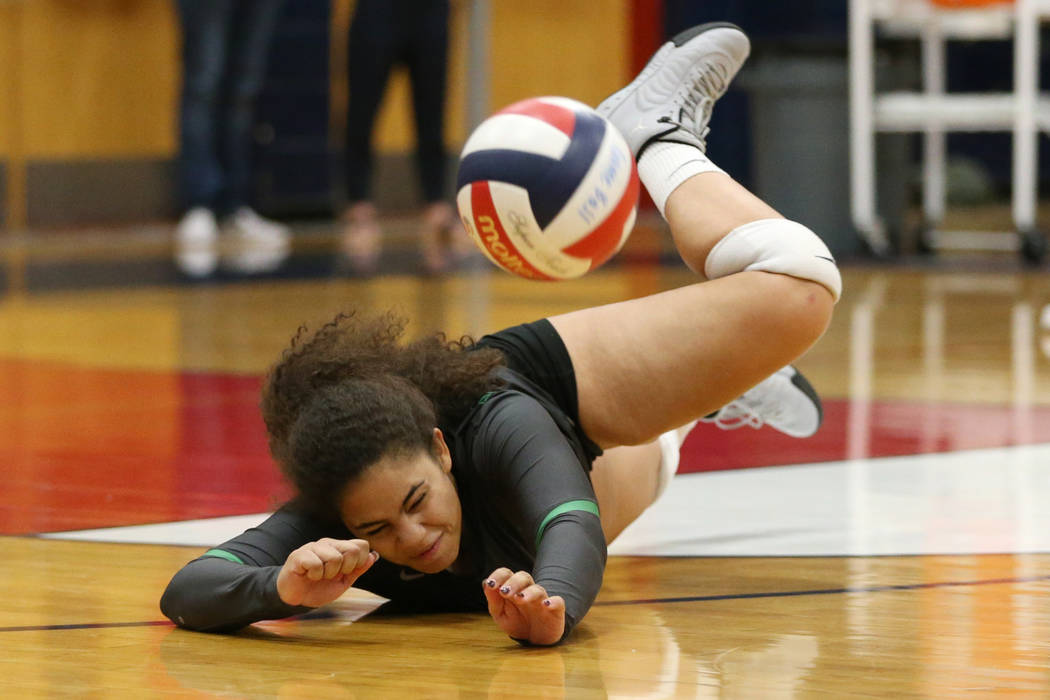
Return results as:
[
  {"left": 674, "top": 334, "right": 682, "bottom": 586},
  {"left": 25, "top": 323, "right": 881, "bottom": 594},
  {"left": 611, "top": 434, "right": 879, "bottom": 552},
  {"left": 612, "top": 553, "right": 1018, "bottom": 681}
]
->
[{"left": 482, "top": 567, "right": 565, "bottom": 646}]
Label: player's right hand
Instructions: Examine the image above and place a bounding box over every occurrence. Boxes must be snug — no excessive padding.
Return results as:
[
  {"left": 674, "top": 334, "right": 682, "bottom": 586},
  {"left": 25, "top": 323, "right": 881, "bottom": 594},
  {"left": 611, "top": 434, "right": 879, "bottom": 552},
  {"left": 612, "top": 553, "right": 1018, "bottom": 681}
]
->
[{"left": 276, "top": 538, "right": 379, "bottom": 608}]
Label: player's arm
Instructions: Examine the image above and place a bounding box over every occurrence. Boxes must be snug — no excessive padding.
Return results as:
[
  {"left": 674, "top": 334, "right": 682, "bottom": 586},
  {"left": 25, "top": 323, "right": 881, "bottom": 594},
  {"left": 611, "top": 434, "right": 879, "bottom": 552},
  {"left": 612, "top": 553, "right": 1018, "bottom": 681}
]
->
[
  {"left": 160, "top": 506, "right": 375, "bottom": 632},
  {"left": 474, "top": 394, "right": 607, "bottom": 645}
]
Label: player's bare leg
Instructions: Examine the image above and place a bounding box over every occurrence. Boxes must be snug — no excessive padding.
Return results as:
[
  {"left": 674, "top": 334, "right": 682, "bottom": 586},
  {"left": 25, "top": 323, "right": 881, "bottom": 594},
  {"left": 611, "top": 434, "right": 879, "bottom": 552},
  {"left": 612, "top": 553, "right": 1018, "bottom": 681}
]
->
[
  {"left": 588, "top": 441, "right": 662, "bottom": 543},
  {"left": 552, "top": 23, "right": 839, "bottom": 448}
]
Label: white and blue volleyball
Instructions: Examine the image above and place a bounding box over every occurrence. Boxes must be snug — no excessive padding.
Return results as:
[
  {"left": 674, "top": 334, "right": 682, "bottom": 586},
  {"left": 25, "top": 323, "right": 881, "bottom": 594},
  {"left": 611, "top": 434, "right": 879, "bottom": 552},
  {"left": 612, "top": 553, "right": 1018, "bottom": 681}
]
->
[{"left": 456, "top": 96, "right": 639, "bottom": 281}]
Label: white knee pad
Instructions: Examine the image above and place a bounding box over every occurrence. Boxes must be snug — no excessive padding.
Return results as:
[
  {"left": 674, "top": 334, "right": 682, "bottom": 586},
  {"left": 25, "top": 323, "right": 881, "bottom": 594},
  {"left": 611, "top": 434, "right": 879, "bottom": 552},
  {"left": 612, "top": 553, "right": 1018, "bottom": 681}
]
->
[{"left": 704, "top": 219, "right": 842, "bottom": 302}]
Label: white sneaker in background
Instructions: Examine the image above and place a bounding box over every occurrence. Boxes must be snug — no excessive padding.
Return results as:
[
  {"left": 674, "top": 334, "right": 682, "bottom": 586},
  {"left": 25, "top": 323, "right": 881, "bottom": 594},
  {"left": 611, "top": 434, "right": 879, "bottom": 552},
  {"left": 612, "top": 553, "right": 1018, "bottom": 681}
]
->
[
  {"left": 221, "top": 207, "right": 291, "bottom": 274},
  {"left": 596, "top": 22, "right": 750, "bottom": 158},
  {"left": 701, "top": 366, "right": 823, "bottom": 439},
  {"left": 174, "top": 207, "right": 220, "bottom": 276},
  {"left": 175, "top": 207, "right": 219, "bottom": 245},
  {"left": 224, "top": 245, "right": 290, "bottom": 274},
  {"left": 225, "top": 207, "right": 291, "bottom": 249}
]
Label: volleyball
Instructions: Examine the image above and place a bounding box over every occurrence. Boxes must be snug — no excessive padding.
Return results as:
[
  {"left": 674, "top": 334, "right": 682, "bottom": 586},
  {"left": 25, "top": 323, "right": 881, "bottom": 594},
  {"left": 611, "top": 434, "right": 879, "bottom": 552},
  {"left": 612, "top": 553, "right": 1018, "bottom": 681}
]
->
[{"left": 456, "top": 96, "right": 640, "bottom": 281}]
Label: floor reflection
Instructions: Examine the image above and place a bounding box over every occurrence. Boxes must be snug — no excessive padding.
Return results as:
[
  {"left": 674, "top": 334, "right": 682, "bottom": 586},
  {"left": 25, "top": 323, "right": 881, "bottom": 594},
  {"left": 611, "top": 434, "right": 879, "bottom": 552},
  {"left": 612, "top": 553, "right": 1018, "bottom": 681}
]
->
[{"left": 6, "top": 230, "right": 1050, "bottom": 696}]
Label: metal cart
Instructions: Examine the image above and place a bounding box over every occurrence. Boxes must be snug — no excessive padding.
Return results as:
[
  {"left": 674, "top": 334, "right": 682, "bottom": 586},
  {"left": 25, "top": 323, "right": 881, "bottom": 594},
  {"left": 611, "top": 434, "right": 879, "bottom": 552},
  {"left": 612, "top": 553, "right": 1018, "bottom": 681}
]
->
[{"left": 849, "top": 0, "right": 1049, "bottom": 261}]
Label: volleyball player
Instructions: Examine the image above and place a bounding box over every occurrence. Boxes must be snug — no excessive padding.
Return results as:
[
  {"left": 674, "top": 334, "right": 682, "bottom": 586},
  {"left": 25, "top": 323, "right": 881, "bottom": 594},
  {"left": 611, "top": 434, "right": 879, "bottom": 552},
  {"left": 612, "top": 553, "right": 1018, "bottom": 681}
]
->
[{"left": 161, "top": 23, "right": 840, "bottom": 645}]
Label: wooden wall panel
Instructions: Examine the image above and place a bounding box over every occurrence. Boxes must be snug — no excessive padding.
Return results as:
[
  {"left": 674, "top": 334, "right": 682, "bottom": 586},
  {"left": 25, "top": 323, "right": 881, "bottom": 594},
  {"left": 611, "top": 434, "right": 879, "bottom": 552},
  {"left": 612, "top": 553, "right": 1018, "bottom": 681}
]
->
[
  {"left": 488, "top": 0, "right": 631, "bottom": 113},
  {"left": 0, "top": 4, "right": 18, "bottom": 157},
  {"left": 12, "top": 0, "right": 178, "bottom": 159},
  {"left": 0, "top": 0, "right": 629, "bottom": 159}
]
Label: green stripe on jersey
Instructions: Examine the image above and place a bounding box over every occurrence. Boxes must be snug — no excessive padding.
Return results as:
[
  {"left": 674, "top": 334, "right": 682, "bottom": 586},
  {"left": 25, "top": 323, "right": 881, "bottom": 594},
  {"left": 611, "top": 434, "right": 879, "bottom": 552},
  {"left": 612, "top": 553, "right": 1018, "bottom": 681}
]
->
[
  {"left": 202, "top": 548, "right": 245, "bottom": 564},
  {"left": 535, "top": 500, "right": 600, "bottom": 549}
]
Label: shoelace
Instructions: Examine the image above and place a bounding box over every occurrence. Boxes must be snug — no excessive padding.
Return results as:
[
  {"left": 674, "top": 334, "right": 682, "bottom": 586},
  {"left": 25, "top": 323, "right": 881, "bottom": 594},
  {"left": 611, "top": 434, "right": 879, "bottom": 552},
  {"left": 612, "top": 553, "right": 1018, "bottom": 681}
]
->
[
  {"left": 704, "top": 385, "right": 791, "bottom": 431},
  {"left": 704, "top": 401, "right": 765, "bottom": 431},
  {"left": 656, "top": 60, "right": 732, "bottom": 150}
]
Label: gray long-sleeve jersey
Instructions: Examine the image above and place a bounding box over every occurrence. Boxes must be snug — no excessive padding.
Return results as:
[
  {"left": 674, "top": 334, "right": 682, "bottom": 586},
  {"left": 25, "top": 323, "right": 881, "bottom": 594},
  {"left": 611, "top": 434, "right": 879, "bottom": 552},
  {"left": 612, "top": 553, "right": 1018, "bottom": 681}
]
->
[{"left": 160, "top": 380, "right": 606, "bottom": 642}]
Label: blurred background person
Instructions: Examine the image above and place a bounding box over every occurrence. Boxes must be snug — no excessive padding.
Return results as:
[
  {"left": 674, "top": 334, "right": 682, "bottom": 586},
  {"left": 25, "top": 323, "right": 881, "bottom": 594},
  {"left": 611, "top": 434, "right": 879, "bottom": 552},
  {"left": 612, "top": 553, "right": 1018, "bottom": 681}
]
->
[
  {"left": 174, "top": 0, "right": 291, "bottom": 275},
  {"left": 341, "top": 0, "right": 470, "bottom": 275}
]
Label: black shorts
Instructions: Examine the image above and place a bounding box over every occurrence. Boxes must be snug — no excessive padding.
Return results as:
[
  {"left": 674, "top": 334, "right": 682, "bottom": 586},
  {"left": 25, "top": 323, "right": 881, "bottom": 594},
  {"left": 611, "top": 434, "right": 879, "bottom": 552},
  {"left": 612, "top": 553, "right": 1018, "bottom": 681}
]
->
[{"left": 475, "top": 319, "right": 602, "bottom": 464}]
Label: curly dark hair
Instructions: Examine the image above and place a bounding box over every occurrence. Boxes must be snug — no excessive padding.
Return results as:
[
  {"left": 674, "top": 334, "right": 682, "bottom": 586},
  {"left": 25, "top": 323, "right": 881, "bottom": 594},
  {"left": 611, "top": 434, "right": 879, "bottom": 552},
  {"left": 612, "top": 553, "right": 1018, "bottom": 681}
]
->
[{"left": 261, "top": 309, "right": 505, "bottom": 516}]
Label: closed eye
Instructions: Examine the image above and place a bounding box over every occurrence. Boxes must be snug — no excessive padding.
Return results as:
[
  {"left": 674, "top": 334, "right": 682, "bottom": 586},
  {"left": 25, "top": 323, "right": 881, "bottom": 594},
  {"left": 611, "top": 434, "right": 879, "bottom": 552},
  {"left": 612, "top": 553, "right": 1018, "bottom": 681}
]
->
[{"left": 355, "top": 481, "right": 426, "bottom": 535}]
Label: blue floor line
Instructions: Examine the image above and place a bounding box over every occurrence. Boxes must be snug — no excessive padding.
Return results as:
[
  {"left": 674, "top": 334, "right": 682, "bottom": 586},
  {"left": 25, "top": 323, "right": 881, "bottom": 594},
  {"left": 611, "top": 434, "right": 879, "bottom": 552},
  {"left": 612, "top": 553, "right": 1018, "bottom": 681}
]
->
[{"left": 4, "top": 574, "right": 1048, "bottom": 633}]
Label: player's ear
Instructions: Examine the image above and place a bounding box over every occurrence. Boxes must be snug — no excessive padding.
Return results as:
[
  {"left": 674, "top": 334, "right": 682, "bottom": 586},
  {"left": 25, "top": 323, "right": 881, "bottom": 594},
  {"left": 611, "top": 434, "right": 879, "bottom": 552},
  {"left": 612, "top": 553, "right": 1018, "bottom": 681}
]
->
[{"left": 431, "top": 428, "right": 452, "bottom": 474}]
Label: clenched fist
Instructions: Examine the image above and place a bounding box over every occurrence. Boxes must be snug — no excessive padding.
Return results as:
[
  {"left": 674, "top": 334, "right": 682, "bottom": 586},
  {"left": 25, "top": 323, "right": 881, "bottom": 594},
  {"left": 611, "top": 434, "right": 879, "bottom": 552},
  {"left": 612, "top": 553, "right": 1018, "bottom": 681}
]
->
[{"left": 277, "top": 538, "right": 379, "bottom": 608}]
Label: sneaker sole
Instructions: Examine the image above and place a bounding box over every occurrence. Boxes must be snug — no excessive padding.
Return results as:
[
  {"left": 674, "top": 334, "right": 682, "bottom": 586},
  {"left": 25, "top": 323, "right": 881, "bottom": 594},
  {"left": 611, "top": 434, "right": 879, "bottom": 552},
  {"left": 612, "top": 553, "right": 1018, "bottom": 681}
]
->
[
  {"left": 785, "top": 366, "right": 823, "bottom": 433},
  {"left": 670, "top": 21, "right": 745, "bottom": 46}
]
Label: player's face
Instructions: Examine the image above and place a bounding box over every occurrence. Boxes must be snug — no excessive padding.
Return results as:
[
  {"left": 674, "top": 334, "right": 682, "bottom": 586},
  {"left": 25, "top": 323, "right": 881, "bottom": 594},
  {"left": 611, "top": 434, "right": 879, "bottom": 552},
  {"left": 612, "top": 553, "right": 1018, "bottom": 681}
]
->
[{"left": 339, "top": 428, "right": 462, "bottom": 574}]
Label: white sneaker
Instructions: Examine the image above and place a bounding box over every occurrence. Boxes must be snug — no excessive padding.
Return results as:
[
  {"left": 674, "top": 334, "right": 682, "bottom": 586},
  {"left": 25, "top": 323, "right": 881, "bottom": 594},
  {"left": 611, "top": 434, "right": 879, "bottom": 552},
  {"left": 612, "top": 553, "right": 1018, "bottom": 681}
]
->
[
  {"left": 597, "top": 22, "right": 750, "bottom": 158},
  {"left": 175, "top": 207, "right": 219, "bottom": 245},
  {"left": 701, "top": 366, "right": 823, "bottom": 438},
  {"left": 174, "top": 207, "right": 219, "bottom": 276},
  {"left": 225, "top": 207, "right": 291, "bottom": 249},
  {"left": 224, "top": 245, "right": 290, "bottom": 273}
]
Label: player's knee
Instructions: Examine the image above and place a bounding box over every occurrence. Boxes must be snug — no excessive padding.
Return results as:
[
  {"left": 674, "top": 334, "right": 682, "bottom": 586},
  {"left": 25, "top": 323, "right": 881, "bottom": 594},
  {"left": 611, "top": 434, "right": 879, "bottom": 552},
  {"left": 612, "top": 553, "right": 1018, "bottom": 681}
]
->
[
  {"left": 774, "top": 274, "right": 834, "bottom": 353},
  {"left": 705, "top": 219, "right": 842, "bottom": 303},
  {"left": 734, "top": 277, "right": 831, "bottom": 382}
]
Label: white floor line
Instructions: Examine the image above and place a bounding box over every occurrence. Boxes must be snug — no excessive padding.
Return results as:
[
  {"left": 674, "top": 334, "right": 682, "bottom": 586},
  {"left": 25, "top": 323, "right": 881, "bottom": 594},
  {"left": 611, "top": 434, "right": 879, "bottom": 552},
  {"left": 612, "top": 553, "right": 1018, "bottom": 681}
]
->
[
  {"left": 40, "top": 513, "right": 270, "bottom": 547},
  {"left": 609, "top": 443, "right": 1050, "bottom": 556}
]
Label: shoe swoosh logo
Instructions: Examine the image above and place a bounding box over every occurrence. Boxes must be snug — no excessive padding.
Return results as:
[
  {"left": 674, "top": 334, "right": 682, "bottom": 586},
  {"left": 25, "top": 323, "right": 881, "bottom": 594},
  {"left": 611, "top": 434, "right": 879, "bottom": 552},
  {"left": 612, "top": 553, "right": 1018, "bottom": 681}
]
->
[
  {"left": 816, "top": 255, "right": 836, "bottom": 263},
  {"left": 399, "top": 569, "right": 425, "bottom": 581}
]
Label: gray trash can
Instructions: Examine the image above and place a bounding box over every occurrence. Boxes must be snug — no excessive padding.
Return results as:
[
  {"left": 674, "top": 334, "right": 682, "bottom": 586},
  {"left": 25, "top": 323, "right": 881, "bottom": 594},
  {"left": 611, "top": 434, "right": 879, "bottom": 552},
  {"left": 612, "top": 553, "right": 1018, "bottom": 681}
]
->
[{"left": 740, "top": 49, "right": 910, "bottom": 258}]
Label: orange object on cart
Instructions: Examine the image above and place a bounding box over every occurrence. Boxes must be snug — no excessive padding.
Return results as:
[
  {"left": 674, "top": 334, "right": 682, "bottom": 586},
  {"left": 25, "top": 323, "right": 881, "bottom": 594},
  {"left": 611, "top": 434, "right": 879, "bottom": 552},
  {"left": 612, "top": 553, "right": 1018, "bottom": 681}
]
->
[{"left": 928, "top": 0, "right": 1012, "bottom": 7}]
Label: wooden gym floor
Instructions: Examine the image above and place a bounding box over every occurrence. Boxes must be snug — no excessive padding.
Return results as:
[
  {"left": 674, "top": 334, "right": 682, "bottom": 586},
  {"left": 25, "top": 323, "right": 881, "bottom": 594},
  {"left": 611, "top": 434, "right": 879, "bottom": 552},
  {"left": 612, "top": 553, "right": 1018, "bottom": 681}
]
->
[{"left": 3, "top": 215, "right": 1050, "bottom": 697}]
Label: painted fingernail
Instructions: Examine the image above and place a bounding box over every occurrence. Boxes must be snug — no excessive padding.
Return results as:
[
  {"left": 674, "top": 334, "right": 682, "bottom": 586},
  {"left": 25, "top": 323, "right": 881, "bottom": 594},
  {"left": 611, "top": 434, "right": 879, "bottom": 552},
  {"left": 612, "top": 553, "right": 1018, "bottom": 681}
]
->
[
  {"left": 485, "top": 579, "right": 496, "bottom": 588},
  {"left": 543, "top": 599, "right": 552, "bottom": 607},
  {"left": 500, "top": 586, "right": 510, "bottom": 594}
]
